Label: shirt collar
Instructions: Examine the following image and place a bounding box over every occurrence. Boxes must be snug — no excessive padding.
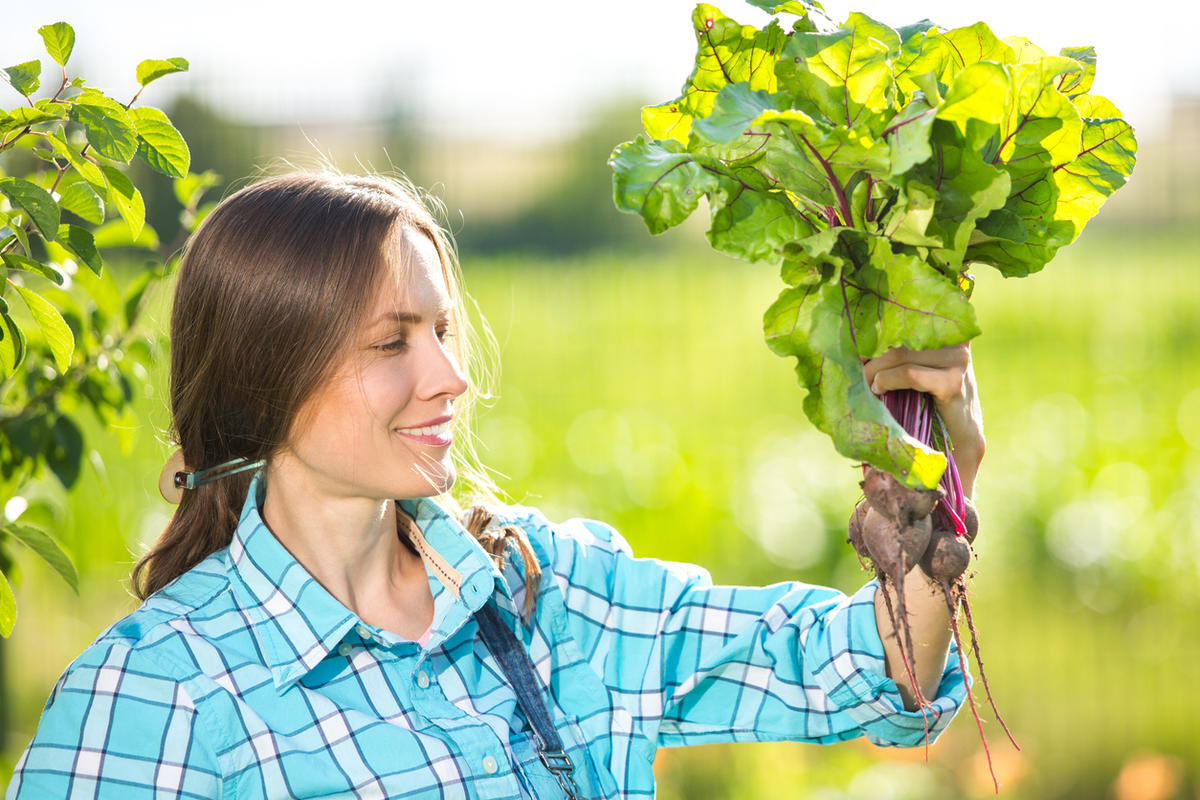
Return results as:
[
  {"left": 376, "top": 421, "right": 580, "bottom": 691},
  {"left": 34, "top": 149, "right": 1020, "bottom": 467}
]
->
[{"left": 225, "top": 467, "right": 514, "bottom": 694}]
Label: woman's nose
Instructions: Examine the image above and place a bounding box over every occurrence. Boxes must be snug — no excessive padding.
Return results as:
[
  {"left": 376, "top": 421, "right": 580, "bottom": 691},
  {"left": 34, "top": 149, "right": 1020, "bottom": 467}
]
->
[{"left": 418, "top": 335, "right": 469, "bottom": 400}]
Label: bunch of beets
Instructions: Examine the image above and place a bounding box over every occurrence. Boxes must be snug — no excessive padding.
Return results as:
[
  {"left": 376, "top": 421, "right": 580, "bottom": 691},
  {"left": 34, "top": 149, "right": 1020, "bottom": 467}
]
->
[{"left": 847, "top": 388, "right": 1015, "bottom": 783}]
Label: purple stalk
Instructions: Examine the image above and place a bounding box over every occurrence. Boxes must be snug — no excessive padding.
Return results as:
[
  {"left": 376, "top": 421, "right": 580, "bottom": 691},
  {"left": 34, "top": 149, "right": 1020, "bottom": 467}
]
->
[{"left": 881, "top": 389, "right": 967, "bottom": 536}]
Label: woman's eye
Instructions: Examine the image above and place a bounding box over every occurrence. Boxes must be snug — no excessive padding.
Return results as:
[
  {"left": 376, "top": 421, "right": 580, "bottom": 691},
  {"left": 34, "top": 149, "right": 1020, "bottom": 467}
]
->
[{"left": 377, "top": 328, "right": 450, "bottom": 353}]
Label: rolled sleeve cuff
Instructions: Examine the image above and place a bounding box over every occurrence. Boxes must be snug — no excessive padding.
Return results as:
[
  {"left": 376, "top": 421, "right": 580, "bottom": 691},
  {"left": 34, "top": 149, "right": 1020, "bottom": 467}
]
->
[{"left": 806, "top": 577, "right": 969, "bottom": 748}]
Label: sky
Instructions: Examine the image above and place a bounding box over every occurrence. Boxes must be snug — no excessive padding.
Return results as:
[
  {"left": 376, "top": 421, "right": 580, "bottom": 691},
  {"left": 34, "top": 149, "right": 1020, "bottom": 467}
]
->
[{"left": 2, "top": 0, "right": 1197, "bottom": 143}]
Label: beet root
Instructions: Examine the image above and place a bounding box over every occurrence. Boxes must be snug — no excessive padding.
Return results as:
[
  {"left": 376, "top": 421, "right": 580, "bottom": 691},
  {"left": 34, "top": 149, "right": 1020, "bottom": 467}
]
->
[
  {"left": 920, "top": 528, "right": 971, "bottom": 583},
  {"left": 963, "top": 498, "right": 979, "bottom": 544},
  {"left": 861, "top": 506, "right": 931, "bottom": 581},
  {"left": 847, "top": 501, "right": 871, "bottom": 563},
  {"left": 861, "top": 467, "right": 944, "bottom": 526}
]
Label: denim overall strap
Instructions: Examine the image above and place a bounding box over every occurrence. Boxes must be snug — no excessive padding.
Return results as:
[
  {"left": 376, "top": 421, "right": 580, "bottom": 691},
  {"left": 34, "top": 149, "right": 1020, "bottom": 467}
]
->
[{"left": 475, "top": 602, "right": 584, "bottom": 800}]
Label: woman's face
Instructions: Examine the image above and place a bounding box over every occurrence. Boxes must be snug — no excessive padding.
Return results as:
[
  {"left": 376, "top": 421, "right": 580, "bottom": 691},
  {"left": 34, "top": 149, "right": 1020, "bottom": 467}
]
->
[{"left": 281, "top": 227, "right": 469, "bottom": 499}]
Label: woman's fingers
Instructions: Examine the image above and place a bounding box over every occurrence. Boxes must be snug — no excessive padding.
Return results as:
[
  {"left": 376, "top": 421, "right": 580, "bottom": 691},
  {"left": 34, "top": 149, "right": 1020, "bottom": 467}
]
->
[
  {"left": 868, "top": 363, "right": 965, "bottom": 403},
  {"left": 861, "top": 343, "right": 970, "bottom": 391}
]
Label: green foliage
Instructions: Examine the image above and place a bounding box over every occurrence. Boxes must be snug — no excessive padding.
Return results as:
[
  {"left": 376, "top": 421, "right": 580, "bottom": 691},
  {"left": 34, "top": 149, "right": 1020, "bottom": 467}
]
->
[
  {"left": 0, "top": 21, "right": 213, "bottom": 638},
  {"left": 610, "top": 1, "right": 1137, "bottom": 488},
  {"left": 135, "top": 57, "right": 189, "bottom": 88}
]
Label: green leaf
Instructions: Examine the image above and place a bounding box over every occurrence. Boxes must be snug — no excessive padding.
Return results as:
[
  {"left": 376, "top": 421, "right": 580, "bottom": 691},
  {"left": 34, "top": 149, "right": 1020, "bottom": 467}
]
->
[
  {"left": 2, "top": 61, "right": 41, "bottom": 97},
  {"left": 745, "top": 0, "right": 823, "bottom": 15},
  {"left": 65, "top": 245, "right": 120, "bottom": 320},
  {"left": 706, "top": 167, "right": 813, "bottom": 264},
  {"left": 0, "top": 309, "right": 27, "bottom": 377},
  {"left": 0, "top": 177, "right": 60, "bottom": 240},
  {"left": 57, "top": 224, "right": 102, "bottom": 276},
  {"left": 885, "top": 95, "right": 936, "bottom": 175},
  {"left": 998, "top": 57, "right": 1083, "bottom": 167},
  {"left": 967, "top": 156, "right": 1073, "bottom": 276},
  {"left": 937, "top": 22, "right": 1014, "bottom": 78},
  {"left": 839, "top": 232, "right": 981, "bottom": 357},
  {"left": 13, "top": 283, "right": 73, "bottom": 372},
  {"left": 57, "top": 180, "right": 105, "bottom": 225},
  {"left": 0, "top": 209, "right": 32, "bottom": 256},
  {"left": 100, "top": 165, "right": 145, "bottom": 239},
  {"left": 0, "top": 104, "right": 68, "bottom": 134},
  {"left": 135, "top": 57, "right": 189, "bottom": 87},
  {"left": 38, "top": 22, "right": 76, "bottom": 67},
  {"left": 47, "top": 414, "right": 84, "bottom": 488},
  {"left": 1057, "top": 46, "right": 1096, "bottom": 97},
  {"left": 2, "top": 253, "right": 65, "bottom": 285},
  {"left": 173, "top": 169, "right": 221, "bottom": 208},
  {"left": 690, "top": 83, "right": 780, "bottom": 146},
  {"left": 1050, "top": 93, "right": 1137, "bottom": 240},
  {"left": 129, "top": 106, "right": 190, "bottom": 178},
  {"left": 0, "top": 569, "right": 13, "bottom": 637},
  {"left": 763, "top": 272, "right": 824, "bottom": 387},
  {"left": 92, "top": 218, "right": 158, "bottom": 250},
  {"left": 887, "top": 121, "right": 1012, "bottom": 268},
  {"left": 892, "top": 22, "right": 948, "bottom": 103},
  {"left": 756, "top": 108, "right": 891, "bottom": 202},
  {"left": 803, "top": 277, "right": 947, "bottom": 489},
  {"left": 609, "top": 136, "right": 722, "bottom": 234},
  {"left": 47, "top": 133, "right": 109, "bottom": 194},
  {"left": 937, "top": 61, "right": 1010, "bottom": 131},
  {"left": 123, "top": 268, "right": 158, "bottom": 327},
  {"left": 775, "top": 12, "right": 899, "bottom": 130},
  {"left": 69, "top": 91, "right": 139, "bottom": 163},
  {"left": 642, "top": 6, "right": 787, "bottom": 144},
  {"left": 3, "top": 524, "right": 78, "bottom": 592}
]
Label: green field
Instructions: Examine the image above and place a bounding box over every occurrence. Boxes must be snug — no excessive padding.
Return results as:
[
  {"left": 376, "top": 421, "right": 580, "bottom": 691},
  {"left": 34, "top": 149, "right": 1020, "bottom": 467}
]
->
[{"left": 3, "top": 223, "right": 1198, "bottom": 798}]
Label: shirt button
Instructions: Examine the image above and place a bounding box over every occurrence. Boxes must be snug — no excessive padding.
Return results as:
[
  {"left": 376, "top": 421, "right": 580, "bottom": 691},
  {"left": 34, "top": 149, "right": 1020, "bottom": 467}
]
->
[
  {"left": 415, "top": 670, "right": 430, "bottom": 689},
  {"left": 481, "top": 755, "right": 499, "bottom": 774},
  {"left": 337, "top": 642, "right": 353, "bottom": 657},
  {"left": 355, "top": 624, "right": 371, "bottom": 639}
]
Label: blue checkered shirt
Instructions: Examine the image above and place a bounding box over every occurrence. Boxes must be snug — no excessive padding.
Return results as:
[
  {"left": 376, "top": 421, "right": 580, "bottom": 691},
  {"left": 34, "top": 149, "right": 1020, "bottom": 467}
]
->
[{"left": 7, "top": 468, "right": 967, "bottom": 798}]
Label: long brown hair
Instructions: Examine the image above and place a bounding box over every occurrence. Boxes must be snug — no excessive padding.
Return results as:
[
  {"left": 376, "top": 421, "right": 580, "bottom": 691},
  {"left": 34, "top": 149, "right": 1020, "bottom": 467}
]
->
[{"left": 131, "top": 170, "right": 541, "bottom": 619}]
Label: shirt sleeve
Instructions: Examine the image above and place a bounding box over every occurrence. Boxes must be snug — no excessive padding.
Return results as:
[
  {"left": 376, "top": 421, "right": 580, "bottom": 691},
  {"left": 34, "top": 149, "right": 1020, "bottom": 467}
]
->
[
  {"left": 534, "top": 514, "right": 969, "bottom": 752},
  {"left": 5, "top": 639, "right": 224, "bottom": 800}
]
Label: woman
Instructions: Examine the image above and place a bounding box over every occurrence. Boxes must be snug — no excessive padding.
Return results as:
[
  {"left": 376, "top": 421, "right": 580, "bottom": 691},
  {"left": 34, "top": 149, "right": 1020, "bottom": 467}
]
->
[{"left": 6, "top": 171, "right": 980, "bottom": 799}]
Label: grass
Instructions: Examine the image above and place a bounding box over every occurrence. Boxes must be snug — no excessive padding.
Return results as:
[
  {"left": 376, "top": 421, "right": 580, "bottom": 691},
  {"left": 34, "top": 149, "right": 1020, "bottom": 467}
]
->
[{"left": 3, "top": 222, "right": 1198, "bottom": 798}]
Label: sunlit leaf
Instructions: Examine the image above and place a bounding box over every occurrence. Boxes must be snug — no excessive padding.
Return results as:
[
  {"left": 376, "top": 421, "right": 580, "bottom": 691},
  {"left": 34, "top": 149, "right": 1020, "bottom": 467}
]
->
[
  {"left": 776, "top": 12, "right": 898, "bottom": 130},
  {"left": 610, "top": 136, "right": 722, "bottom": 234},
  {"left": 643, "top": 5, "right": 787, "bottom": 143},
  {"left": 70, "top": 91, "right": 139, "bottom": 163},
  {"left": 172, "top": 169, "right": 221, "bottom": 208},
  {"left": 13, "top": 283, "right": 73, "bottom": 372},
  {"left": 57, "top": 180, "right": 105, "bottom": 225},
  {"left": 0, "top": 309, "right": 27, "bottom": 377},
  {"left": 135, "top": 57, "right": 188, "bottom": 87},
  {"left": 0, "top": 569, "right": 14, "bottom": 637},
  {"left": 57, "top": 223, "right": 102, "bottom": 276},
  {"left": 2, "top": 61, "right": 41, "bottom": 97},
  {"left": 100, "top": 164, "right": 145, "bottom": 239},
  {"left": 2, "top": 253, "right": 65, "bottom": 285},
  {"left": 0, "top": 177, "right": 60, "bottom": 240},
  {"left": 38, "top": 22, "right": 75, "bottom": 67},
  {"left": 3, "top": 524, "right": 78, "bottom": 592},
  {"left": 0, "top": 104, "right": 67, "bottom": 134},
  {"left": 129, "top": 106, "right": 190, "bottom": 178}
]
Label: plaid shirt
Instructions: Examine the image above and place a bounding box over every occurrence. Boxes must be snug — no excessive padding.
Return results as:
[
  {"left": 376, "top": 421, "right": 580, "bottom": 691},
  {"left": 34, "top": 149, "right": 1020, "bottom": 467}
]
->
[{"left": 7, "top": 468, "right": 966, "bottom": 799}]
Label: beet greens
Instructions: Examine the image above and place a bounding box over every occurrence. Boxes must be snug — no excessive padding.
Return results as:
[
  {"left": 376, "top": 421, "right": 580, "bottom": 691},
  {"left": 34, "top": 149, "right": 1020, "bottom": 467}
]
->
[{"left": 609, "top": 0, "right": 1136, "bottom": 791}]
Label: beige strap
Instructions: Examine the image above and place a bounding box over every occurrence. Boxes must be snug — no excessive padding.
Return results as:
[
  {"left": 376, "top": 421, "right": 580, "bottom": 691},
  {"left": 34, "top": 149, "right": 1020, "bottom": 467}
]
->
[{"left": 398, "top": 508, "right": 462, "bottom": 598}]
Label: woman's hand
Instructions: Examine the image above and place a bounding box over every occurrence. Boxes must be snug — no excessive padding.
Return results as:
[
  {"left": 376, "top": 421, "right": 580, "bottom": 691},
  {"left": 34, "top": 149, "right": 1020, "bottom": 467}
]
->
[{"left": 860, "top": 342, "right": 985, "bottom": 497}]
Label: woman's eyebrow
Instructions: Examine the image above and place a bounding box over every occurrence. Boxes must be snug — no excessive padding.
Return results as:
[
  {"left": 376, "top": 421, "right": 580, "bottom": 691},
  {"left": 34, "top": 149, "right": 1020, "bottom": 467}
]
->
[{"left": 370, "top": 305, "right": 451, "bottom": 329}]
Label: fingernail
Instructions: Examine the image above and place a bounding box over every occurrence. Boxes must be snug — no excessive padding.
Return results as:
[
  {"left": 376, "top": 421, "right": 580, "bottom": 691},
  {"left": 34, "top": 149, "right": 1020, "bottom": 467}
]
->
[{"left": 871, "top": 379, "right": 881, "bottom": 394}]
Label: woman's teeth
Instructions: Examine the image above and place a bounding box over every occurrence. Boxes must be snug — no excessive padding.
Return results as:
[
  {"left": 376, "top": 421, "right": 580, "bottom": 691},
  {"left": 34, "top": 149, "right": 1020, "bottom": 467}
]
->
[{"left": 397, "top": 421, "right": 450, "bottom": 436}]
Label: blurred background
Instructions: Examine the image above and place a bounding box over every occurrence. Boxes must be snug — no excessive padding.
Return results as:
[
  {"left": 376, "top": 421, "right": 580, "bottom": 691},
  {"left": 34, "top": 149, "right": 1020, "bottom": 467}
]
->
[{"left": 2, "top": 0, "right": 1198, "bottom": 797}]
